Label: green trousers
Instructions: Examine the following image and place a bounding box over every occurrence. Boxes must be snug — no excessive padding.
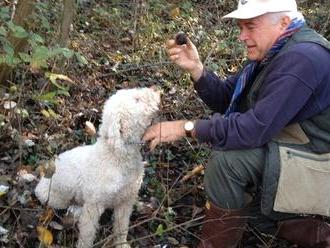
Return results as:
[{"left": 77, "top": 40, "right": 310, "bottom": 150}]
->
[
  {"left": 204, "top": 148, "right": 266, "bottom": 209},
  {"left": 204, "top": 148, "right": 294, "bottom": 234}
]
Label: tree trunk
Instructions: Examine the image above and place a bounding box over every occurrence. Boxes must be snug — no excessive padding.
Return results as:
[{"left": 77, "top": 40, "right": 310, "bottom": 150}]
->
[
  {"left": 321, "top": 1, "right": 330, "bottom": 40},
  {"left": 0, "top": 0, "right": 36, "bottom": 86},
  {"left": 58, "top": 0, "right": 76, "bottom": 48}
]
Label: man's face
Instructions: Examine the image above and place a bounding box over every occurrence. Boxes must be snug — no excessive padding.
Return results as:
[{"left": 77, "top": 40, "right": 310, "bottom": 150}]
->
[{"left": 238, "top": 14, "right": 284, "bottom": 61}]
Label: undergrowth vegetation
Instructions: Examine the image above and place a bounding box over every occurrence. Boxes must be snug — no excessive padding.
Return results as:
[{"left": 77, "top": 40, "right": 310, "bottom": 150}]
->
[{"left": 0, "top": 0, "right": 329, "bottom": 247}]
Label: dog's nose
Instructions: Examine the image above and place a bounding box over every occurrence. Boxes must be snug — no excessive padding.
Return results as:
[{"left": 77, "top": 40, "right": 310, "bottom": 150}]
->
[
  {"left": 150, "top": 85, "right": 162, "bottom": 94},
  {"left": 150, "top": 86, "right": 162, "bottom": 100},
  {"left": 150, "top": 85, "right": 160, "bottom": 92}
]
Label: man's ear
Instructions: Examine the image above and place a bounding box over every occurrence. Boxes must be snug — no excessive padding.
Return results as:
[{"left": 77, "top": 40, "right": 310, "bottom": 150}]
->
[{"left": 280, "top": 16, "right": 291, "bottom": 31}]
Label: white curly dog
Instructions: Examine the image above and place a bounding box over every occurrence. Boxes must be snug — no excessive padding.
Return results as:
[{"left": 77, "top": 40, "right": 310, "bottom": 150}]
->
[{"left": 35, "top": 87, "right": 160, "bottom": 248}]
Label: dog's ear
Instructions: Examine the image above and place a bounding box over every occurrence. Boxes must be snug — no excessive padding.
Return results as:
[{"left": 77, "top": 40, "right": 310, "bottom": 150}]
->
[
  {"left": 106, "top": 111, "right": 133, "bottom": 149},
  {"left": 118, "top": 115, "right": 132, "bottom": 141}
]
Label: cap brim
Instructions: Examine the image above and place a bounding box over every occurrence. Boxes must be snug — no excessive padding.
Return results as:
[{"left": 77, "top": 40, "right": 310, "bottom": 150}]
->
[
  {"left": 222, "top": 6, "right": 298, "bottom": 20},
  {"left": 222, "top": 8, "right": 267, "bottom": 19}
]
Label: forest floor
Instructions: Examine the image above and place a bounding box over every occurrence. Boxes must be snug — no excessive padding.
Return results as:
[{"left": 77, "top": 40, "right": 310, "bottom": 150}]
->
[{"left": 0, "top": 0, "right": 329, "bottom": 247}]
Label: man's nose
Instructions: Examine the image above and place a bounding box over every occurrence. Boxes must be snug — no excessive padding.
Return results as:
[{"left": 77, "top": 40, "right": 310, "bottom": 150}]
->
[{"left": 239, "top": 29, "right": 248, "bottom": 42}]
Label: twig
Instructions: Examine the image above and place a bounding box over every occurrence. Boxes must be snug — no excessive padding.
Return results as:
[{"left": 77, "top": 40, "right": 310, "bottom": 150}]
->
[
  {"left": 95, "top": 61, "right": 172, "bottom": 79},
  {"left": 10, "top": 0, "right": 18, "bottom": 20},
  {"left": 180, "top": 164, "right": 205, "bottom": 183},
  {"left": 98, "top": 215, "right": 205, "bottom": 247}
]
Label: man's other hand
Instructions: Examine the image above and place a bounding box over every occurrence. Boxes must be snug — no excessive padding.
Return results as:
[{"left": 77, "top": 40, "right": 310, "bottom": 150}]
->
[{"left": 142, "top": 120, "right": 186, "bottom": 151}]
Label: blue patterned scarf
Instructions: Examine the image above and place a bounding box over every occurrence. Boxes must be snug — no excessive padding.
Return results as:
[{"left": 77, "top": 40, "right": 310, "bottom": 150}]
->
[{"left": 224, "top": 15, "right": 305, "bottom": 117}]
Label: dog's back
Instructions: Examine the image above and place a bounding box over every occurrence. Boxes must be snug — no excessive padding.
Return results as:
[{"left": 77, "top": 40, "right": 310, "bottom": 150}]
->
[{"left": 35, "top": 145, "right": 95, "bottom": 208}]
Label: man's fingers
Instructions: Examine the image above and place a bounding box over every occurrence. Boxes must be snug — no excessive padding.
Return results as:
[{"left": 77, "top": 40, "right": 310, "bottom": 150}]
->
[
  {"left": 169, "top": 54, "right": 179, "bottom": 61},
  {"left": 142, "top": 131, "right": 151, "bottom": 142},
  {"left": 149, "top": 138, "right": 159, "bottom": 151},
  {"left": 186, "top": 37, "right": 193, "bottom": 48},
  {"left": 142, "top": 124, "right": 158, "bottom": 141},
  {"left": 168, "top": 47, "right": 182, "bottom": 56},
  {"left": 166, "top": 39, "right": 176, "bottom": 49}
]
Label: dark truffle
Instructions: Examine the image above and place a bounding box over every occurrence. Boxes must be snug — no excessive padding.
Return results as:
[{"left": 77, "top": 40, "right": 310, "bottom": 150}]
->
[{"left": 175, "top": 32, "right": 188, "bottom": 45}]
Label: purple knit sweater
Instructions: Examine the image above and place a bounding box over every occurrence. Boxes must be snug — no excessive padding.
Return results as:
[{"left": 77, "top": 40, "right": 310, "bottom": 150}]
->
[{"left": 194, "top": 42, "right": 330, "bottom": 150}]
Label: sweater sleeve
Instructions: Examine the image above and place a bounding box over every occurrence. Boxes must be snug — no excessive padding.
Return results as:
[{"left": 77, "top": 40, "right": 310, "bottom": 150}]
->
[
  {"left": 194, "top": 69, "right": 238, "bottom": 114},
  {"left": 195, "top": 47, "right": 324, "bottom": 150}
]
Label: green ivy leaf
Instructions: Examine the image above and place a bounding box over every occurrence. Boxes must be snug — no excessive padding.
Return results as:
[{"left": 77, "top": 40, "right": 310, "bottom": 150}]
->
[
  {"left": 3, "top": 43, "right": 14, "bottom": 55},
  {"left": 0, "top": 55, "right": 5, "bottom": 64},
  {"left": 0, "top": 26, "right": 7, "bottom": 36},
  {"left": 8, "top": 22, "right": 29, "bottom": 39},
  {"left": 57, "top": 89, "right": 70, "bottom": 97},
  {"left": 31, "top": 45, "right": 49, "bottom": 69},
  {"left": 75, "top": 52, "right": 88, "bottom": 65},
  {"left": 4, "top": 54, "right": 20, "bottom": 66},
  {"left": 30, "top": 33, "right": 45, "bottom": 44},
  {"left": 36, "top": 92, "right": 58, "bottom": 104},
  {"left": 18, "top": 52, "right": 31, "bottom": 63},
  {"left": 0, "top": 7, "right": 10, "bottom": 20},
  {"left": 50, "top": 47, "right": 73, "bottom": 58},
  {"left": 155, "top": 224, "right": 165, "bottom": 236},
  {"left": 40, "top": 16, "right": 51, "bottom": 30},
  {"left": 60, "top": 48, "right": 74, "bottom": 58}
]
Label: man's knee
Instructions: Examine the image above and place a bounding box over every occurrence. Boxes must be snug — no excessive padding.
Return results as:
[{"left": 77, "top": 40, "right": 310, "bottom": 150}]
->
[
  {"left": 205, "top": 150, "right": 251, "bottom": 181},
  {"left": 204, "top": 148, "right": 265, "bottom": 208},
  {"left": 205, "top": 148, "right": 265, "bottom": 180}
]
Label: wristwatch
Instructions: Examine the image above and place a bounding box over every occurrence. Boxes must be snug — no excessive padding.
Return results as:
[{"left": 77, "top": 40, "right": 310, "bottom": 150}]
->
[{"left": 184, "top": 121, "right": 195, "bottom": 138}]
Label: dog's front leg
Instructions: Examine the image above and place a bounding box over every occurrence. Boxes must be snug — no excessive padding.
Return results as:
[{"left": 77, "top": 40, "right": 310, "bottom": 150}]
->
[
  {"left": 113, "top": 200, "right": 134, "bottom": 248},
  {"left": 77, "top": 203, "right": 104, "bottom": 248}
]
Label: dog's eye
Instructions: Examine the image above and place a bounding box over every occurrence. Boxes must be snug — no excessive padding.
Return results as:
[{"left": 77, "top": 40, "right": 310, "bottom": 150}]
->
[{"left": 134, "top": 97, "right": 141, "bottom": 103}]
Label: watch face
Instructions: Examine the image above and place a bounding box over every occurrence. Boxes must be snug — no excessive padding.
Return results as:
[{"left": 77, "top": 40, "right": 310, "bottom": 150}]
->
[{"left": 185, "top": 121, "right": 194, "bottom": 131}]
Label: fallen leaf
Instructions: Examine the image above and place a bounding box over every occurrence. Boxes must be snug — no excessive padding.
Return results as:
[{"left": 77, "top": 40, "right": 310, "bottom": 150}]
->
[
  {"left": 39, "top": 208, "right": 55, "bottom": 224},
  {"left": 47, "top": 108, "right": 58, "bottom": 119},
  {"left": 26, "top": 132, "right": 38, "bottom": 139},
  {"left": 205, "top": 201, "right": 211, "bottom": 210},
  {"left": 17, "top": 165, "right": 33, "bottom": 173},
  {"left": 169, "top": 7, "right": 180, "bottom": 19},
  {"left": 37, "top": 226, "right": 53, "bottom": 246},
  {"left": 0, "top": 185, "right": 9, "bottom": 197},
  {"left": 85, "top": 121, "right": 96, "bottom": 136},
  {"left": 17, "top": 170, "right": 36, "bottom": 182},
  {"left": 49, "top": 221, "right": 64, "bottom": 231},
  {"left": 41, "top": 109, "right": 50, "bottom": 118},
  {"left": 45, "top": 72, "right": 74, "bottom": 83}
]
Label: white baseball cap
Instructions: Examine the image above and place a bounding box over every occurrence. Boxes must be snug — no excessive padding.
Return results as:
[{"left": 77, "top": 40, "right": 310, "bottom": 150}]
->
[{"left": 222, "top": 0, "right": 298, "bottom": 19}]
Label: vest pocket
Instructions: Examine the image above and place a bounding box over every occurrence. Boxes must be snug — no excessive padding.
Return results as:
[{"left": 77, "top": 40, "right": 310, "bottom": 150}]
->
[{"left": 273, "top": 146, "right": 330, "bottom": 216}]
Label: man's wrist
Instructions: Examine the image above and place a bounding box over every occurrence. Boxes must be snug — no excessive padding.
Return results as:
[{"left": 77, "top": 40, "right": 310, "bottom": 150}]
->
[
  {"left": 184, "top": 120, "right": 196, "bottom": 138},
  {"left": 189, "top": 62, "right": 204, "bottom": 82}
]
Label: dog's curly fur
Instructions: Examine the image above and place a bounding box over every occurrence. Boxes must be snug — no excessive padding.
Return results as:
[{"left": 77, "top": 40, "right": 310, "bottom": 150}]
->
[{"left": 35, "top": 87, "right": 160, "bottom": 248}]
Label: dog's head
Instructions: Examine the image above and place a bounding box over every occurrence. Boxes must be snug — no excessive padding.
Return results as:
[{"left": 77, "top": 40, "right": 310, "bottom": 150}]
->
[{"left": 99, "top": 87, "right": 160, "bottom": 149}]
